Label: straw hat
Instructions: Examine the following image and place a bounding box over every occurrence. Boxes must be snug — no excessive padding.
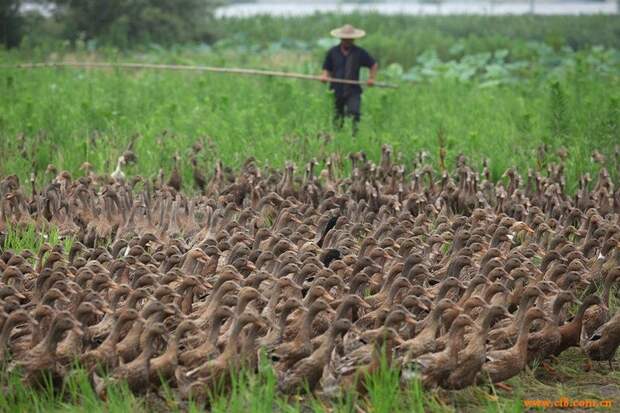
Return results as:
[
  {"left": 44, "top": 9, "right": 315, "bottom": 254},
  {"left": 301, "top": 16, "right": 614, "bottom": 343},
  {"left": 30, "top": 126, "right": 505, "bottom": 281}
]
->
[{"left": 330, "top": 24, "right": 366, "bottom": 39}]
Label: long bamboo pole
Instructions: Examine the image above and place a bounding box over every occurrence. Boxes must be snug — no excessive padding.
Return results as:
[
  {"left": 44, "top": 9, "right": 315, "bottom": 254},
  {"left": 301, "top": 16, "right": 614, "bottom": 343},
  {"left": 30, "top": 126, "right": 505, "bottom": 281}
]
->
[{"left": 5, "top": 61, "right": 399, "bottom": 89}]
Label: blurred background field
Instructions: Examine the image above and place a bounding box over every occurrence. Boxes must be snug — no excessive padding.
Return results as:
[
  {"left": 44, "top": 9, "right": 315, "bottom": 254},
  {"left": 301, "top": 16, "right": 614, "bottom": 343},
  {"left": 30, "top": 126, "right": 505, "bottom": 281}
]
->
[{"left": 2, "top": 10, "right": 619, "bottom": 192}]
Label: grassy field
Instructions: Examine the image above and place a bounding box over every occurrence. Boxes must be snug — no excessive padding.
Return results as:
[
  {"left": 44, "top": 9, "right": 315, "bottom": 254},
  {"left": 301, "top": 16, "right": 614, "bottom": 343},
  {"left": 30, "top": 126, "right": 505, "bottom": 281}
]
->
[
  {"left": 1, "top": 44, "right": 619, "bottom": 192},
  {"left": 1, "top": 13, "right": 620, "bottom": 413}
]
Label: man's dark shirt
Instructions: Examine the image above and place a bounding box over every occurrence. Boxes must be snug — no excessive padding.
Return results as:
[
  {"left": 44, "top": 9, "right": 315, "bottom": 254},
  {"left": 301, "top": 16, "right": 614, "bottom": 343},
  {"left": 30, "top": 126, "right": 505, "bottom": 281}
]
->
[{"left": 322, "top": 44, "right": 376, "bottom": 98}]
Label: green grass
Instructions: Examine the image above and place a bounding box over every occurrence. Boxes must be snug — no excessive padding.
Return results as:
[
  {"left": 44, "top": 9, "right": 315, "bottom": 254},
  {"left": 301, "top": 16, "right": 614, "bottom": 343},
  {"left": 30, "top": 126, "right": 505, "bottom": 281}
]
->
[
  {"left": 2, "top": 223, "right": 74, "bottom": 254},
  {"left": 1, "top": 45, "right": 618, "bottom": 193},
  {"left": 4, "top": 345, "right": 617, "bottom": 413}
]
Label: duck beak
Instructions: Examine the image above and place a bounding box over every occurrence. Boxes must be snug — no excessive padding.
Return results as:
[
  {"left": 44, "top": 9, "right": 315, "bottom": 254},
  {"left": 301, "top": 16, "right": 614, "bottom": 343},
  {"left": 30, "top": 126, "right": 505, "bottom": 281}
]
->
[
  {"left": 164, "top": 308, "right": 177, "bottom": 316},
  {"left": 359, "top": 299, "right": 372, "bottom": 310},
  {"left": 322, "top": 291, "right": 335, "bottom": 302},
  {"left": 417, "top": 301, "right": 430, "bottom": 312},
  {"left": 330, "top": 298, "right": 342, "bottom": 309},
  {"left": 405, "top": 316, "right": 418, "bottom": 326},
  {"left": 73, "top": 325, "right": 84, "bottom": 337}
]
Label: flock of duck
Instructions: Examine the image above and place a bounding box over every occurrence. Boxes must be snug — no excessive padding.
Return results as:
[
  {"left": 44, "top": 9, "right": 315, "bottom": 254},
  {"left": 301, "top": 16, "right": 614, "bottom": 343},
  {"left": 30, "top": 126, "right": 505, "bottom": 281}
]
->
[{"left": 0, "top": 144, "right": 619, "bottom": 403}]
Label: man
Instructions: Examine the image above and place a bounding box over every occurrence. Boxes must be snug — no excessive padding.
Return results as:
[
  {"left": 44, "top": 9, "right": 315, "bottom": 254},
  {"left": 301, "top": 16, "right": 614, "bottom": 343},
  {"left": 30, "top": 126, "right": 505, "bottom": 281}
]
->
[{"left": 321, "top": 24, "right": 378, "bottom": 134}]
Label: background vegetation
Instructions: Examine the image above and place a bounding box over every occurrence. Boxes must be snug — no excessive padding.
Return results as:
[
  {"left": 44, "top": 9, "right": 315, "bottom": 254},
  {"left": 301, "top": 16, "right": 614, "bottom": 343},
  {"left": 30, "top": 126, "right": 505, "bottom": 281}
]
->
[
  {"left": 2, "top": 0, "right": 221, "bottom": 49},
  {"left": 1, "top": 28, "right": 619, "bottom": 191},
  {"left": 211, "top": 14, "right": 620, "bottom": 66}
]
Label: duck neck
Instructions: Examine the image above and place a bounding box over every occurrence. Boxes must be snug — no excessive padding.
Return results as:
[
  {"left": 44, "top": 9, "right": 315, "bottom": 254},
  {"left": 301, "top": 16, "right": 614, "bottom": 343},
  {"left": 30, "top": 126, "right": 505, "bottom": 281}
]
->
[
  {"left": 236, "top": 296, "right": 252, "bottom": 316},
  {"left": 573, "top": 300, "right": 596, "bottom": 326},
  {"left": 163, "top": 328, "right": 186, "bottom": 362},
  {"left": 386, "top": 283, "right": 404, "bottom": 306},
  {"left": 299, "top": 307, "right": 319, "bottom": 341},
  {"left": 278, "top": 307, "right": 294, "bottom": 340},
  {"left": 43, "top": 324, "right": 65, "bottom": 355},
  {"left": 303, "top": 291, "right": 319, "bottom": 308},
  {"left": 422, "top": 307, "right": 444, "bottom": 335},
  {"left": 222, "top": 319, "right": 246, "bottom": 358},
  {"left": 125, "top": 293, "right": 144, "bottom": 310},
  {"left": 602, "top": 276, "right": 616, "bottom": 306},
  {"left": 483, "top": 286, "right": 502, "bottom": 303},
  {"left": 470, "top": 313, "right": 495, "bottom": 351},
  {"left": 180, "top": 289, "right": 194, "bottom": 315},
  {"left": 435, "top": 283, "right": 457, "bottom": 303},
  {"left": 514, "top": 295, "right": 535, "bottom": 325},
  {"left": 0, "top": 317, "right": 25, "bottom": 357},
  {"left": 550, "top": 298, "right": 567, "bottom": 326},
  {"left": 315, "top": 325, "right": 341, "bottom": 365},
  {"left": 263, "top": 285, "right": 282, "bottom": 321},
  {"left": 447, "top": 324, "right": 468, "bottom": 359},
  {"left": 202, "top": 288, "right": 228, "bottom": 318},
  {"left": 335, "top": 300, "right": 354, "bottom": 321},
  {"left": 116, "top": 315, "right": 138, "bottom": 340},
  {"left": 515, "top": 315, "right": 535, "bottom": 354},
  {"left": 141, "top": 331, "right": 159, "bottom": 361}
]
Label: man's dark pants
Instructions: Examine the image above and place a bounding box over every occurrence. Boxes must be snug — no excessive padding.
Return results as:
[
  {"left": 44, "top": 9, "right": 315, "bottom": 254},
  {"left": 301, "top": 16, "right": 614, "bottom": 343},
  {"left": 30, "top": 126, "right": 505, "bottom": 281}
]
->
[{"left": 334, "top": 92, "right": 361, "bottom": 134}]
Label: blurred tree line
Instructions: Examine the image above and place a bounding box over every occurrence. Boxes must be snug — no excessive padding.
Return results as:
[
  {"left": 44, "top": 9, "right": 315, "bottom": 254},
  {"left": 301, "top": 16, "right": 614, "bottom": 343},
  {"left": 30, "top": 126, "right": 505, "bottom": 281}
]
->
[
  {"left": 1, "top": 0, "right": 221, "bottom": 49},
  {"left": 1, "top": 0, "right": 23, "bottom": 48}
]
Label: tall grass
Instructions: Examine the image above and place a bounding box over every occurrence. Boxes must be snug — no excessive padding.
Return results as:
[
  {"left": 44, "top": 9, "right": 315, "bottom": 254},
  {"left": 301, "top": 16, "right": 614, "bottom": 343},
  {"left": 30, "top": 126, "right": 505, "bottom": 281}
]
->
[
  {"left": 2, "top": 223, "right": 74, "bottom": 254},
  {"left": 0, "top": 367, "right": 144, "bottom": 413},
  {"left": 0, "top": 351, "right": 532, "bottom": 413},
  {"left": 1, "top": 48, "right": 617, "bottom": 193}
]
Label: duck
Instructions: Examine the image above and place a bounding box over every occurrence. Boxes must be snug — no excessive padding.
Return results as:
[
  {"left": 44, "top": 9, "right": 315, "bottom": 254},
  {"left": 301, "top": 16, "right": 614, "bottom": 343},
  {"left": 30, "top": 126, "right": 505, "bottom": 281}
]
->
[
  {"left": 442, "top": 305, "right": 509, "bottom": 390},
  {"left": 57, "top": 301, "right": 105, "bottom": 364},
  {"left": 111, "top": 155, "right": 126, "bottom": 183},
  {"left": 149, "top": 320, "right": 197, "bottom": 384},
  {"left": 98, "top": 321, "right": 167, "bottom": 396},
  {"left": 404, "top": 314, "right": 474, "bottom": 388},
  {"left": 581, "top": 267, "right": 620, "bottom": 340},
  {"left": 0, "top": 310, "right": 35, "bottom": 364},
  {"left": 400, "top": 299, "right": 458, "bottom": 361},
  {"left": 554, "top": 295, "right": 602, "bottom": 356},
  {"left": 15, "top": 311, "right": 81, "bottom": 388},
  {"left": 526, "top": 291, "right": 576, "bottom": 367},
  {"left": 581, "top": 310, "right": 620, "bottom": 370},
  {"left": 271, "top": 298, "right": 334, "bottom": 369},
  {"left": 479, "top": 307, "right": 549, "bottom": 386},
  {"left": 487, "top": 285, "right": 542, "bottom": 349},
  {"left": 0, "top": 143, "right": 619, "bottom": 401},
  {"left": 80, "top": 309, "right": 140, "bottom": 372},
  {"left": 278, "top": 318, "right": 352, "bottom": 394},
  {"left": 179, "top": 306, "right": 234, "bottom": 366},
  {"left": 333, "top": 327, "right": 402, "bottom": 395},
  {"left": 177, "top": 313, "right": 268, "bottom": 398}
]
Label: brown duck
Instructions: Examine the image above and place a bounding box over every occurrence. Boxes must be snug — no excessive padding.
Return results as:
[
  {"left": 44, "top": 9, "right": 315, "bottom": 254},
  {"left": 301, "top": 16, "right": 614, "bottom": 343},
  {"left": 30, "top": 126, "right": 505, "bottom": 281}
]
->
[
  {"left": 279, "top": 318, "right": 352, "bottom": 394},
  {"left": 479, "top": 307, "right": 549, "bottom": 385},
  {"left": 405, "top": 314, "right": 474, "bottom": 389},
  {"left": 443, "top": 305, "right": 509, "bottom": 390}
]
